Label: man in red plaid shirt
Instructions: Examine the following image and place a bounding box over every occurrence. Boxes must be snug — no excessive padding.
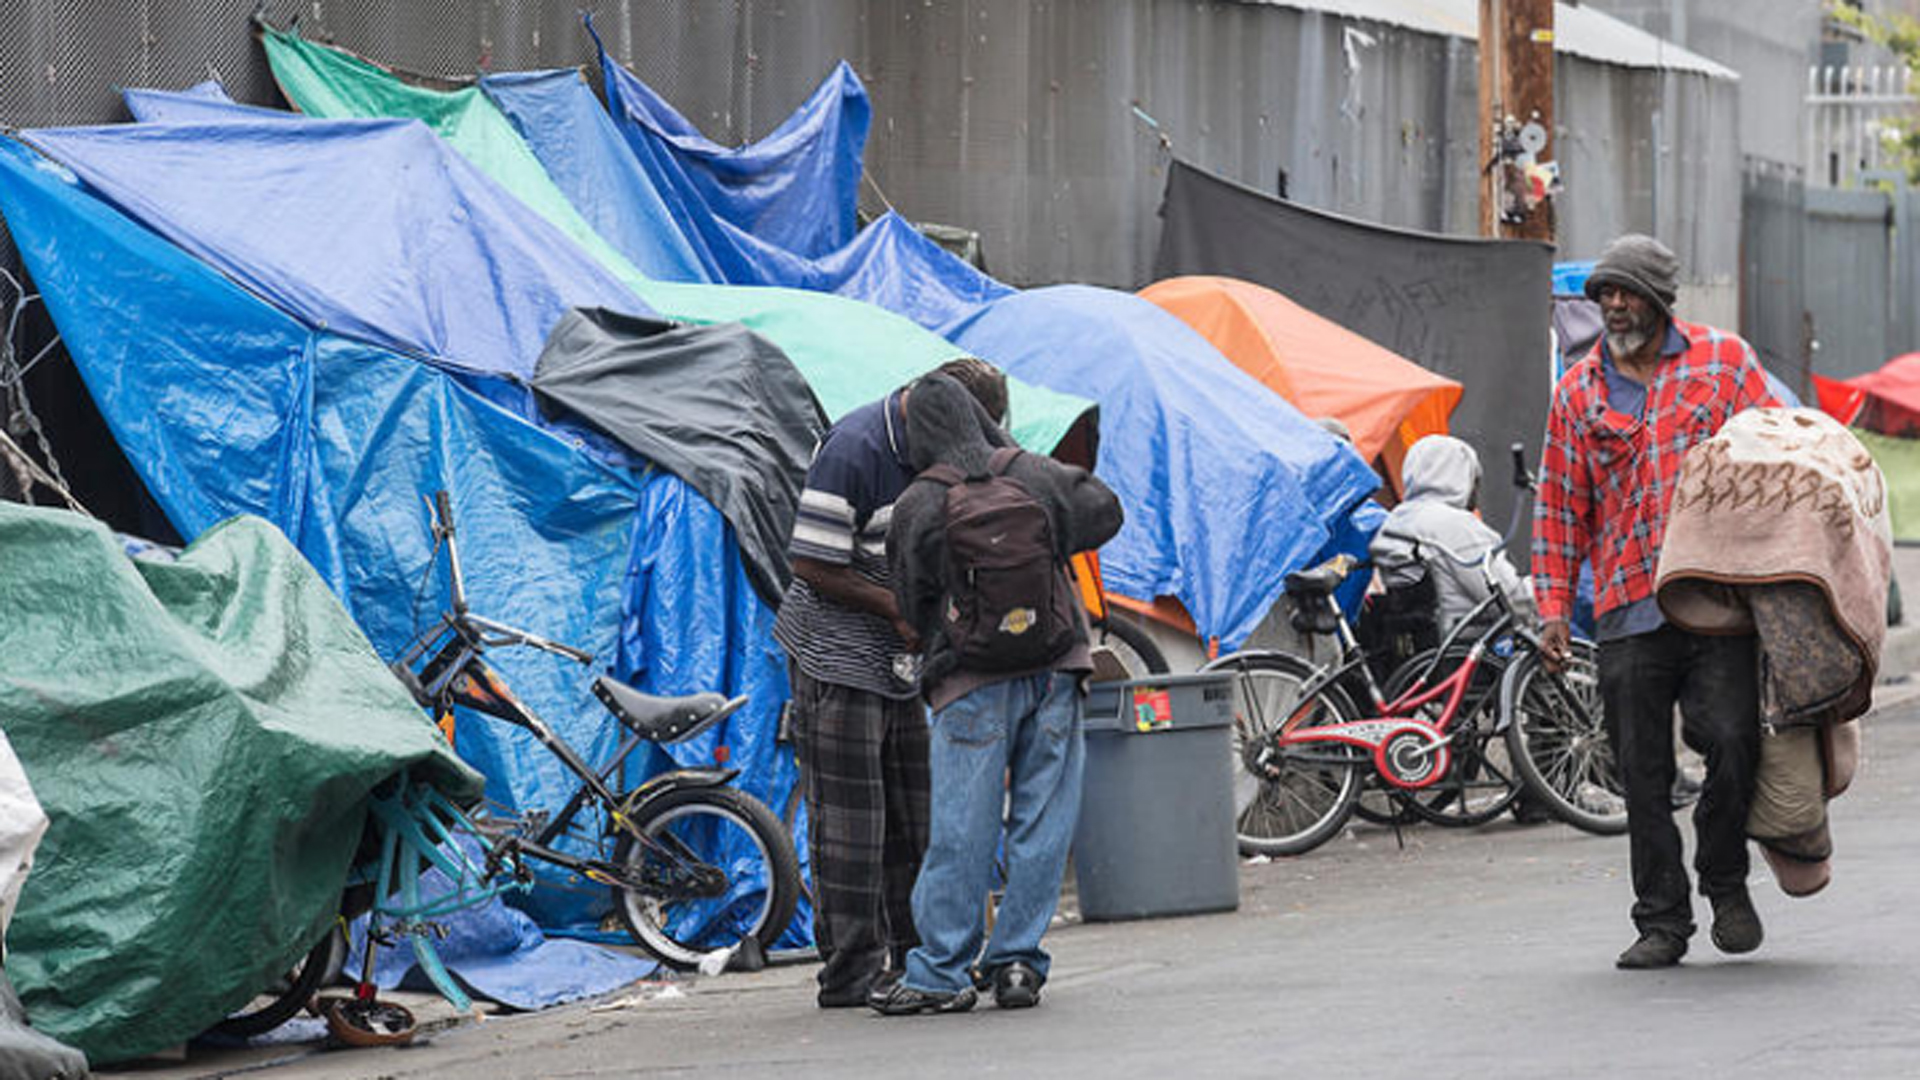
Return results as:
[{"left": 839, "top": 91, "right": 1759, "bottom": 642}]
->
[{"left": 1533, "top": 234, "right": 1778, "bottom": 970}]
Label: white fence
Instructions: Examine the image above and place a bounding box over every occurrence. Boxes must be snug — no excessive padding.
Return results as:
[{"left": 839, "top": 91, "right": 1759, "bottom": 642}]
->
[{"left": 1806, "top": 64, "right": 1917, "bottom": 189}]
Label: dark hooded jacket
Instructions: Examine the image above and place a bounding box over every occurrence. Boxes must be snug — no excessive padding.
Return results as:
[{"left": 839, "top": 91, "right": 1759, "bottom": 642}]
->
[{"left": 887, "top": 373, "right": 1124, "bottom": 710}]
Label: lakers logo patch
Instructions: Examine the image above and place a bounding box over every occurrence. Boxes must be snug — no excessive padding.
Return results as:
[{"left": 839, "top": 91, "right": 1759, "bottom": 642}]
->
[{"left": 999, "top": 607, "right": 1038, "bottom": 635}]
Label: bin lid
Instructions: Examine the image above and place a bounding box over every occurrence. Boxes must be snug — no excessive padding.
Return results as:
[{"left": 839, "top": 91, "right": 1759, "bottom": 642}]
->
[{"left": 1084, "top": 672, "right": 1237, "bottom": 734}]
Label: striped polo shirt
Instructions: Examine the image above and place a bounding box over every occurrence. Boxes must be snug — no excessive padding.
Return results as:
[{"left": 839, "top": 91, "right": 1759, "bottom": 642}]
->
[{"left": 773, "top": 390, "right": 921, "bottom": 699}]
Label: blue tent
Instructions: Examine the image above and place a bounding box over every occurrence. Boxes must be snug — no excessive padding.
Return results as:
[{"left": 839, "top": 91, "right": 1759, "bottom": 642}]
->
[
  {"left": 573, "top": 49, "right": 1380, "bottom": 647},
  {"left": 1, "top": 128, "right": 804, "bottom": 945},
  {"left": 945, "top": 285, "right": 1379, "bottom": 646}
]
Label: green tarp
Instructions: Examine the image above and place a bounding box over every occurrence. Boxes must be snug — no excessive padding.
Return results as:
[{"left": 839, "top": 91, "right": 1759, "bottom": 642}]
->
[
  {"left": 260, "top": 26, "right": 1093, "bottom": 448},
  {"left": 1853, "top": 427, "right": 1920, "bottom": 543},
  {"left": 1, "top": 504, "right": 478, "bottom": 1063}
]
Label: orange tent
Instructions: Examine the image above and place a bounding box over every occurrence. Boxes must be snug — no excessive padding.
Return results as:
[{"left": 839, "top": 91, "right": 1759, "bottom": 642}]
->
[{"left": 1139, "top": 275, "right": 1462, "bottom": 488}]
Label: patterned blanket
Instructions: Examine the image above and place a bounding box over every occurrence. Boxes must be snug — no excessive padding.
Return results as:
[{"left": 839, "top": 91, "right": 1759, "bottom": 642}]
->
[
  {"left": 1657, "top": 407, "right": 1892, "bottom": 726},
  {"left": 1656, "top": 407, "right": 1889, "bottom": 896}
]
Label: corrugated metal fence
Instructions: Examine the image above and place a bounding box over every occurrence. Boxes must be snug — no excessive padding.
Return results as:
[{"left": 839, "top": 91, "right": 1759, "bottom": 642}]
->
[{"left": 0, "top": 1, "right": 1772, "bottom": 508}]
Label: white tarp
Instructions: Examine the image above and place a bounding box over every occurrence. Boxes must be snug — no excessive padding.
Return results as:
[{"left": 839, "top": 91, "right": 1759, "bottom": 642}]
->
[{"left": 0, "top": 731, "right": 47, "bottom": 945}]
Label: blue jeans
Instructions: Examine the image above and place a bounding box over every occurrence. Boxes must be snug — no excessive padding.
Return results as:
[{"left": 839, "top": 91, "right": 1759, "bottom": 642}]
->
[{"left": 903, "top": 672, "right": 1085, "bottom": 994}]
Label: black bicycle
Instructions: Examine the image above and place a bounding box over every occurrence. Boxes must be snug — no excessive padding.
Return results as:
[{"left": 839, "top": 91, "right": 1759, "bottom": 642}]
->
[{"left": 388, "top": 490, "right": 802, "bottom": 968}]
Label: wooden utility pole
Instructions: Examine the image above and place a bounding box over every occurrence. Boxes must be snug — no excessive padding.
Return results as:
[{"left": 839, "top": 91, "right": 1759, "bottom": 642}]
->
[{"left": 1478, "top": 0, "right": 1556, "bottom": 242}]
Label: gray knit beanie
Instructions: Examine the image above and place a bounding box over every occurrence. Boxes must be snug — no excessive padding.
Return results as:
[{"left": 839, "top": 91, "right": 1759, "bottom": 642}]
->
[{"left": 1584, "top": 233, "right": 1679, "bottom": 320}]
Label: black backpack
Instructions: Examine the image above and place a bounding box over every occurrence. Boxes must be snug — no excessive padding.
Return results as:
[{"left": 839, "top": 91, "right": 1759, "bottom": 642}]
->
[{"left": 920, "top": 447, "right": 1078, "bottom": 672}]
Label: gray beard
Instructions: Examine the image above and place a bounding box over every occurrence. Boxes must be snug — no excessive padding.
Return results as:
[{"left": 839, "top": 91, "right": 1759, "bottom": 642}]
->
[{"left": 1606, "top": 325, "right": 1655, "bottom": 361}]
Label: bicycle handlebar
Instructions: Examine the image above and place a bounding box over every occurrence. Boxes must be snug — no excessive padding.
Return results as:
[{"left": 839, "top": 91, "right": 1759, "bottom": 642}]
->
[
  {"left": 1510, "top": 442, "right": 1533, "bottom": 491},
  {"left": 464, "top": 612, "right": 596, "bottom": 665},
  {"left": 422, "top": 489, "right": 595, "bottom": 666}
]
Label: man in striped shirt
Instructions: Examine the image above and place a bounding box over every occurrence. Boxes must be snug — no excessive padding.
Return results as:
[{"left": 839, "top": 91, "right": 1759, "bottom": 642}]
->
[
  {"left": 1533, "top": 234, "right": 1777, "bottom": 971},
  {"left": 773, "top": 358, "right": 1010, "bottom": 1008}
]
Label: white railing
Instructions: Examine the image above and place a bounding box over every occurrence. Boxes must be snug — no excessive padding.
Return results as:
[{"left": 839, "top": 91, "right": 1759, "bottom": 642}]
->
[{"left": 1807, "top": 64, "right": 1917, "bottom": 188}]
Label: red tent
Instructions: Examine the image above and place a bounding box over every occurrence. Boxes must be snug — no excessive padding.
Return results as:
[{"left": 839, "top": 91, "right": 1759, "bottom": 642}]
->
[{"left": 1815, "top": 354, "right": 1920, "bottom": 434}]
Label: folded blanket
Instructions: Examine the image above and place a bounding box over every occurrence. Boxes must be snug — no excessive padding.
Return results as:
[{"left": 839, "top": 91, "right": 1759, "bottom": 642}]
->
[
  {"left": 1657, "top": 407, "right": 1892, "bottom": 725},
  {"left": 1656, "top": 408, "right": 1888, "bottom": 897}
]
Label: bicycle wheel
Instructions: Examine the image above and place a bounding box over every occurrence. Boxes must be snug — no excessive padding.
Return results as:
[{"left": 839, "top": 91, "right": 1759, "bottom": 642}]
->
[
  {"left": 1202, "top": 651, "right": 1363, "bottom": 857},
  {"left": 209, "top": 929, "right": 333, "bottom": 1040},
  {"left": 1503, "top": 642, "right": 1628, "bottom": 835},
  {"left": 1095, "top": 614, "right": 1171, "bottom": 676},
  {"left": 612, "top": 785, "right": 802, "bottom": 969},
  {"left": 1382, "top": 648, "right": 1522, "bottom": 827}
]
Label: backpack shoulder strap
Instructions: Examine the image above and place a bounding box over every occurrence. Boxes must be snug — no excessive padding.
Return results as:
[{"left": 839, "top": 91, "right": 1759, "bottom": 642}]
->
[
  {"left": 987, "top": 446, "right": 1024, "bottom": 476},
  {"left": 921, "top": 463, "right": 966, "bottom": 488}
]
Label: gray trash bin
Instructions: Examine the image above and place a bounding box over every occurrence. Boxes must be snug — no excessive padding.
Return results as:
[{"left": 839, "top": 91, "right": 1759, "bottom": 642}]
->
[{"left": 1072, "top": 672, "right": 1239, "bottom": 922}]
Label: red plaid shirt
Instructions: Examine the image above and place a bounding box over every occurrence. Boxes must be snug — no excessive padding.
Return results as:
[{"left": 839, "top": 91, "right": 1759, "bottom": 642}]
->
[{"left": 1532, "top": 318, "right": 1778, "bottom": 624}]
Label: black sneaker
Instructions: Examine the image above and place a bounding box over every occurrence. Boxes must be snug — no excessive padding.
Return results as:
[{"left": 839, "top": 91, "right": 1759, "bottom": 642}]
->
[
  {"left": 1710, "top": 889, "right": 1764, "bottom": 955},
  {"left": 869, "top": 981, "right": 977, "bottom": 1016},
  {"left": 993, "top": 962, "right": 1042, "bottom": 1009},
  {"left": 1615, "top": 930, "right": 1688, "bottom": 970}
]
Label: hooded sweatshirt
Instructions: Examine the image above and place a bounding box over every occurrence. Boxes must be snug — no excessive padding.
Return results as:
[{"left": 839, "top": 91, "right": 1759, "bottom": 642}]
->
[
  {"left": 887, "top": 373, "right": 1124, "bottom": 710},
  {"left": 1370, "top": 435, "right": 1529, "bottom": 632}
]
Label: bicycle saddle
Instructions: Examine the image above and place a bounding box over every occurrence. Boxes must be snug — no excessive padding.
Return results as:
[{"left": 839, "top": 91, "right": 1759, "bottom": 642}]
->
[
  {"left": 1285, "top": 553, "right": 1358, "bottom": 596},
  {"left": 592, "top": 677, "right": 744, "bottom": 744},
  {"left": 1284, "top": 565, "right": 1345, "bottom": 595}
]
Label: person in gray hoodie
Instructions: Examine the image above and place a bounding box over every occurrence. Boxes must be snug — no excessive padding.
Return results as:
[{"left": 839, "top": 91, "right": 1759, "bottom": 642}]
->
[
  {"left": 1370, "top": 434, "right": 1530, "bottom": 633},
  {"left": 871, "top": 372, "right": 1122, "bottom": 1015}
]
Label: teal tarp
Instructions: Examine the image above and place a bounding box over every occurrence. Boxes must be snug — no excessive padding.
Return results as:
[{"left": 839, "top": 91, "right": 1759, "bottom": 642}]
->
[{"left": 0, "top": 504, "right": 478, "bottom": 1063}]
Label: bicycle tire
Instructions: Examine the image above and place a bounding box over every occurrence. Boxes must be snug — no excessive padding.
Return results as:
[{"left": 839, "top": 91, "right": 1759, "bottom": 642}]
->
[
  {"left": 612, "top": 785, "right": 802, "bottom": 969},
  {"left": 209, "top": 930, "right": 333, "bottom": 1040},
  {"left": 1502, "top": 642, "right": 1628, "bottom": 835},
  {"left": 1382, "top": 647, "right": 1522, "bottom": 828},
  {"left": 1202, "top": 650, "right": 1363, "bottom": 856},
  {"left": 1095, "top": 614, "right": 1171, "bottom": 676}
]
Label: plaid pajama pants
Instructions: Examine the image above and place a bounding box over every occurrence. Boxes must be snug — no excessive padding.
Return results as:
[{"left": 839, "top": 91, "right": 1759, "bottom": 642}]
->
[{"left": 789, "top": 666, "right": 932, "bottom": 1000}]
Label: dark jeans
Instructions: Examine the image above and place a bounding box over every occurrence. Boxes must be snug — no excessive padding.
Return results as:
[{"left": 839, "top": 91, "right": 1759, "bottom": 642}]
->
[{"left": 1599, "top": 625, "right": 1760, "bottom": 938}]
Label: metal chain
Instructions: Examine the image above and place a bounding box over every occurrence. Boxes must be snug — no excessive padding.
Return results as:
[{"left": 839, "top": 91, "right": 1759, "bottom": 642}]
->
[
  {"left": 0, "top": 265, "right": 76, "bottom": 502},
  {"left": 0, "top": 426, "right": 86, "bottom": 515}
]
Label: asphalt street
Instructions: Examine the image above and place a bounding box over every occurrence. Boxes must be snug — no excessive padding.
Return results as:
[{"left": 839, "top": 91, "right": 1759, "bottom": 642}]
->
[{"left": 144, "top": 690, "right": 1920, "bottom": 1080}]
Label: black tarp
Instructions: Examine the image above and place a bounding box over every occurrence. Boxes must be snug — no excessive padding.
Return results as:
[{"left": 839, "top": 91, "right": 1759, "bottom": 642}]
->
[
  {"left": 531, "top": 308, "right": 827, "bottom": 605},
  {"left": 1155, "top": 161, "right": 1554, "bottom": 551}
]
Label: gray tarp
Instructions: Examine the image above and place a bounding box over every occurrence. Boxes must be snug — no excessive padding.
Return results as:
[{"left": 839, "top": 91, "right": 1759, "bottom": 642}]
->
[
  {"left": 531, "top": 308, "right": 827, "bottom": 605},
  {"left": 1554, "top": 295, "right": 1605, "bottom": 370},
  {"left": 1154, "top": 161, "right": 1553, "bottom": 549},
  {"left": 0, "top": 974, "right": 86, "bottom": 1080}
]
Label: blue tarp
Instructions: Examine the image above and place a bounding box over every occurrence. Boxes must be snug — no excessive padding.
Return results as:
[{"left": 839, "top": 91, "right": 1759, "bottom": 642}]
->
[
  {"left": 0, "top": 137, "right": 665, "bottom": 1001},
  {"left": 26, "top": 118, "right": 646, "bottom": 383},
  {"left": 948, "top": 285, "right": 1381, "bottom": 648},
  {"left": 487, "top": 65, "right": 1012, "bottom": 328},
  {"left": 1, "top": 129, "right": 806, "bottom": 948},
  {"left": 477, "top": 70, "right": 713, "bottom": 283},
  {"left": 1552, "top": 260, "right": 1596, "bottom": 297},
  {"left": 589, "top": 18, "right": 866, "bottom": 261},
  {"left": 124, "top": 80, "right": 299, "bottom": 124}
]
